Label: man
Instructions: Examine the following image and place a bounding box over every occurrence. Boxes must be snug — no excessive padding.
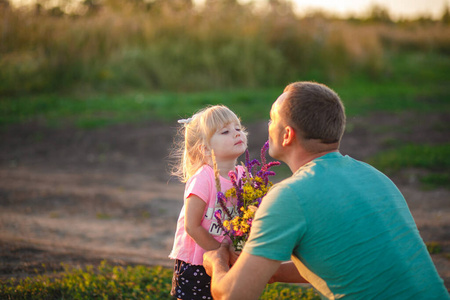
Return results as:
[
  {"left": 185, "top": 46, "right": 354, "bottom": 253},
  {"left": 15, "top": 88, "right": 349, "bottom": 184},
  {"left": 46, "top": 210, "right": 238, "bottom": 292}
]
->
[{"left": 203, "top": 82, "right": 449, "bottom": 299}]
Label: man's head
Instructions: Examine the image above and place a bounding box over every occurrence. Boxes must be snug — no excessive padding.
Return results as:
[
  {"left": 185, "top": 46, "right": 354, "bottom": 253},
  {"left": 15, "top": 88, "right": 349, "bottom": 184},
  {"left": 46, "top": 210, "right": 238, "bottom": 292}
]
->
[{"left": 268, "top": 82, "right": 346, "bottom": 158}]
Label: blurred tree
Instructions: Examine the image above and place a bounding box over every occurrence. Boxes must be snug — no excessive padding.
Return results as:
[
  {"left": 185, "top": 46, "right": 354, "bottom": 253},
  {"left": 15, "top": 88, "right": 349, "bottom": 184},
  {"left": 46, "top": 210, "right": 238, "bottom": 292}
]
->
[
  {"left": 415, "top": 14, "right": 434, "bottom": 25},
  {"left": 269, "top": 0, "right": 295, "bottom": 16},
  {"left": 0, "top": 0, "right": 10, "bottom": 54},
  {"left": 205, "top": 0, "right": 237, "bottom": 5},
  {"left": 163, "top": 0, "right": 193, "bottom": 10},
  {"left": 34, "top": 2, "right": 43, "bottom": 15},
  {"left": 49, "top": 6, "right": 65, "bottom": 17},
  {"left": 442, "top": 4, "right": 450, "bottom": 24},
  {"left": 367, "top": 4, "right": 392, "bottom": 23},
  {"left": 146, "top": 0, "right": 193, "bottom": 12},
  {"left": 0, "top": 0, "right": 9, "bottom": 9},
  {"left": 83, "top": 0, "right": 102, "bottom": 15}
]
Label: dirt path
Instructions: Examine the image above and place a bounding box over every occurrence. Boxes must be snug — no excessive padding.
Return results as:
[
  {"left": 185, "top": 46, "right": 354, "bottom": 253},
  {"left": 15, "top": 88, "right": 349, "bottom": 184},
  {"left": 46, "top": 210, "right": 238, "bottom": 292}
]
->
[{"left": 0, "top": 112, "right": 449, "bottom": 290}]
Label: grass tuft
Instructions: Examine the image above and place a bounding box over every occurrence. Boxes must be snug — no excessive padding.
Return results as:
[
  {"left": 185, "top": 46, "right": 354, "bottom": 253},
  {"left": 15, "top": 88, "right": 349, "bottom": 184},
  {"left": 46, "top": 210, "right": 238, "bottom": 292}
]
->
[{"left": 369, "top": 143, "right": 450, "bottom": 189}]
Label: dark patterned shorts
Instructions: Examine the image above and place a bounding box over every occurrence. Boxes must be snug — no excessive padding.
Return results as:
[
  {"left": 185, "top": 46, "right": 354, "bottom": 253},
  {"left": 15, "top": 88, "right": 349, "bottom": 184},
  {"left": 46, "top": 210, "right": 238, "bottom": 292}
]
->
[{"left": 171, "top": 259, "right": 212, "bottom": 300}]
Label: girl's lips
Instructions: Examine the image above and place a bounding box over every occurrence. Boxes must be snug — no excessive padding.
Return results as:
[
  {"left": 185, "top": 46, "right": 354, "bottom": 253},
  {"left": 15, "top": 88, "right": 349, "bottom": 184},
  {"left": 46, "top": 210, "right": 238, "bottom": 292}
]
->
[{"left": 235, "top": 140, "right": 244, "bottom": 145}]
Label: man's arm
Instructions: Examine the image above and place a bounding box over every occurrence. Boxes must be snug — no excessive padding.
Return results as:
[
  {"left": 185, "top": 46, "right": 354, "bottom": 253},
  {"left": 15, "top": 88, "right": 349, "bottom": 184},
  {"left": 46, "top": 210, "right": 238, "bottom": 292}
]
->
[
  {"left": 269, "top": 261, "right": 308, "bottom": 284},
  {"left": 203, "top": 241, "right": 281, "bottom": 300}
]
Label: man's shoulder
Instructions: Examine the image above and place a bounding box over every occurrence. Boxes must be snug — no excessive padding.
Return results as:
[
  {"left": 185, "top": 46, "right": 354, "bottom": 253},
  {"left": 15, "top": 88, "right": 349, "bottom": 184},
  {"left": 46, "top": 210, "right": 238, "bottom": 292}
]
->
[{"left": 265, "top": 176, "right": 303, "bottom": 203}]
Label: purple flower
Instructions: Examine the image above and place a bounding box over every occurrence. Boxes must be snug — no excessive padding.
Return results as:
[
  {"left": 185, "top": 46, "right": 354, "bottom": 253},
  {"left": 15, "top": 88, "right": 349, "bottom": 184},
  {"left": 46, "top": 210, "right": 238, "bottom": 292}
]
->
[
  {"left": 245, "top": 149, "right": 250, "bottom": 169},
  {"left": 217, "top": 192, "right": 233, "bottom": 219},
  {"left": 266, "top": 161, "right": 281, "bottom": 169},
  {"left": 228, "top": 170, "right": 237, "bottom": 185},
  {"left": 260, "top": 141, "right": 269, "bottom": 166},
  {"left": 213, "top": 140, "right": 280, "bottom": 251},
  {"left": 214, "top": 210, "right": 230, "bottom": 236},
  {"left": 247, "top": 159, "right": 260, "bottom": 176}
]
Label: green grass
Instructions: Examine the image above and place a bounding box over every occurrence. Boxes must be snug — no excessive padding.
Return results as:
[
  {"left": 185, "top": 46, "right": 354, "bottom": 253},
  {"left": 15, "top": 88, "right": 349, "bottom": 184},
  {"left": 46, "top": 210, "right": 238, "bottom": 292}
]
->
[
  {"left": 0, "top": 88, "right": 280, "bottom": 129},
  {"left": 335, "top": 52, "right": 450, "bottom": 116},
  {"left": 369, "top": 144, "right": 450, "bottom": 171},
  {"left": 420, "top": 173, "right": 450, "bottom": 189},
  {"left": 1, "top": 51, "right": 449, "bottom": 130},
  {"left": 0, "top": 261, "right": 320, "bottom": 300},
  {"left": 369, "top": 143, "right": 450, "bottom": 189},
  {"left": 426, "top": 242, "right": 443, "bottom": 254}
]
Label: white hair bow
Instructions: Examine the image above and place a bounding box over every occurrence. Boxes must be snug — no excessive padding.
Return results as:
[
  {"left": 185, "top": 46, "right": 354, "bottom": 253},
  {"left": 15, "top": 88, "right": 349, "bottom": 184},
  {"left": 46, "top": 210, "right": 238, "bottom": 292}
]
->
[{"left": 177, "top": 117, "right": 193, "bottom": 125}]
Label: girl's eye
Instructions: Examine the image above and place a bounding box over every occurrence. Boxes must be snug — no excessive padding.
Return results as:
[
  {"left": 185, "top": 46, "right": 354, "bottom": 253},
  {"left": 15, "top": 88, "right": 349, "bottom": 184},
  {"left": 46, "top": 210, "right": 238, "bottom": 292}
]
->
[
  {"left": 221, "top": 130, "right": 229, "bottom": 135},
  {"left": 235, "top": 128, "right": 241, "bottom": 132}
]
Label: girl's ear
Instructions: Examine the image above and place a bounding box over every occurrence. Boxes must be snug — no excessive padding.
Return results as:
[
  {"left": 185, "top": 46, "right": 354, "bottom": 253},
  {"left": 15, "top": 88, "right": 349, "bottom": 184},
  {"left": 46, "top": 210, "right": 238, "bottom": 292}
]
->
[
  {"left": 199, "top": 144, "right": 211, "bottom": 156},
  {"left": 282, "top": 126, "right": 296, "bottom": 147}
]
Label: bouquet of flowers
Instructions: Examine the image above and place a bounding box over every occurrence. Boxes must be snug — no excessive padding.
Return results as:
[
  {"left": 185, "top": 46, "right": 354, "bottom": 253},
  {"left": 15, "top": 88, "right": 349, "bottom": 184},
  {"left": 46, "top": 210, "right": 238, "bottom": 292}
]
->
[{"left": 213, "top": 141, "right": 280, "bottom": 251}]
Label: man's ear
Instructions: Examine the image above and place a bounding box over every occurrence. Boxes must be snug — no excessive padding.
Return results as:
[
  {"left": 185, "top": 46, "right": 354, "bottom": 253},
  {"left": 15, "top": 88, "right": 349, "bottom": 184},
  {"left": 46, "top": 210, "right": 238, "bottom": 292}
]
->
[{"left": 282, "top": 126, "right": 296, "bottom": 147}]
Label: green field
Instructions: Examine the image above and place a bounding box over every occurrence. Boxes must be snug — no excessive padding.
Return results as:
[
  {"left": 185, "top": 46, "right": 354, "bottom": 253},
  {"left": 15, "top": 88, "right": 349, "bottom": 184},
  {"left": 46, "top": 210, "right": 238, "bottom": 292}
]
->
[{"left": 1, "top": 51, "right": 449, "bottom": 129}]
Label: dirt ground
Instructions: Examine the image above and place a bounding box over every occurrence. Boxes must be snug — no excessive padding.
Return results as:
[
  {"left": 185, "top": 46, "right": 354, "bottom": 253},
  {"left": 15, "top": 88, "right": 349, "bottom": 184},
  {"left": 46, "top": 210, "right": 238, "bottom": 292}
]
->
[{"left": 0, "top": 111, "right": 449, "bottom": 291}]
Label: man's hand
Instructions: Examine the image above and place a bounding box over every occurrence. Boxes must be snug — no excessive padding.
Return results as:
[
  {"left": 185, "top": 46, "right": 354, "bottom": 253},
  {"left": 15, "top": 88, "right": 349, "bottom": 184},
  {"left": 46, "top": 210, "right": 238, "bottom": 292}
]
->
[
  {"left": 203, "top": 239, "right": 231, "bottom": 276},
  {"left": 204, "top": 244, "right": 283, "bottom": 300},
  {"left": 229, "top": 249, "right": 240, "bottom": 266}
]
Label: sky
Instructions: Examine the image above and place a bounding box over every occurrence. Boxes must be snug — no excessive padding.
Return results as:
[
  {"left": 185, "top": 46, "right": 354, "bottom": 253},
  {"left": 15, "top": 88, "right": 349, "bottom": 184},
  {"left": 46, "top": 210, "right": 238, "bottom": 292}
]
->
[
  {"left": 13, "top": 0, "right": 450, "bottom": 20},
  {"left": 290, "top": 0, "right": 450, "bottom": 19}
]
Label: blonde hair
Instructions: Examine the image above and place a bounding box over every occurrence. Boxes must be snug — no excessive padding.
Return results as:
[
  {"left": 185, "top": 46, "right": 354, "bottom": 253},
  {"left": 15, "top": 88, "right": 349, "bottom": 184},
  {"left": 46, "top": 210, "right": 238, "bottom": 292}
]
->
[{"left": 171, "top": 105, "right": 247, "bottom": 183}]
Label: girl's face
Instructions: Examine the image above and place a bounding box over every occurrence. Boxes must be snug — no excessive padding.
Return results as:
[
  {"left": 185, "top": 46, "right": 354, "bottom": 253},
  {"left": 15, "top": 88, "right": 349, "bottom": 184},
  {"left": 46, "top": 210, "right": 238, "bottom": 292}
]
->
[{"left": 208, "top": 122, "right": 247, "bottom": 162}]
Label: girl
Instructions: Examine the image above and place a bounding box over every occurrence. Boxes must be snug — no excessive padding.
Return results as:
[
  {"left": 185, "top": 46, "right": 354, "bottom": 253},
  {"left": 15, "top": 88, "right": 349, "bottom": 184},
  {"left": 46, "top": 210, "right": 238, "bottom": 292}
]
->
[{"left": 169, "top": 105, "right": 247, "bottom": 300}]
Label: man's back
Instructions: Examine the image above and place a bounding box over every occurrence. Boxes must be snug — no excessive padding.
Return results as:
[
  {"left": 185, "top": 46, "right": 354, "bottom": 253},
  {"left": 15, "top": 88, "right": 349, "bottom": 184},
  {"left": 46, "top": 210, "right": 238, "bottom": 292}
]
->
[{"left": 246, "top": 152, "right": 449, "bottom": 299}]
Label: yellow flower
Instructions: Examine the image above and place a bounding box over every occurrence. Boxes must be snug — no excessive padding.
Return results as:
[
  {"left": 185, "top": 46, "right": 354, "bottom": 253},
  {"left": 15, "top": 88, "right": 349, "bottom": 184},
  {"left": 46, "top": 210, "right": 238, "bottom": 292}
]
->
[{"left": 225, "top": 188, "right": 236, "bottom": 198}]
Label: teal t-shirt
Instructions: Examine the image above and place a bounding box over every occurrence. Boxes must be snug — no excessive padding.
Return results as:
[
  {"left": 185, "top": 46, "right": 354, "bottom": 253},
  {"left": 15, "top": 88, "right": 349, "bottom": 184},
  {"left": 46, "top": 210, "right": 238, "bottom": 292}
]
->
[{"left": 245, "top": 152, "right": 448, "bottom": 299}]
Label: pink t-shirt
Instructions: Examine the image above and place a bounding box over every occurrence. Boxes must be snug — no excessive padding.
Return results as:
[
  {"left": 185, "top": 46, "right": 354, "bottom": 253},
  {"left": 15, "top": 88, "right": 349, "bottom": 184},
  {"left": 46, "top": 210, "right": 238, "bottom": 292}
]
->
[{"left": 169, "top": 164, "right": 243, "bottom": 265}]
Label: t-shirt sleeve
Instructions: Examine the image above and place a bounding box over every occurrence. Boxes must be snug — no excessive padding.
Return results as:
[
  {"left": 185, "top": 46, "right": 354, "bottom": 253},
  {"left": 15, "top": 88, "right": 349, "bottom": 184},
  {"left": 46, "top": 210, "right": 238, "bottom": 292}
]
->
[
  {"left": 184, "top": 168, "right": 212, "bottom": 203},
  {"left": 243, "top": 184, "right": 306, "bottom": 262}
]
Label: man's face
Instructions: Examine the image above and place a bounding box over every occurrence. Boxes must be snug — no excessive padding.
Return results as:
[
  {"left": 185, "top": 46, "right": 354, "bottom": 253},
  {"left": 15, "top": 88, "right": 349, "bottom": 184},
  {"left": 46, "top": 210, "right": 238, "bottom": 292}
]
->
[{"left": 268, "top": 93, "right": 288, "bottom": 160}]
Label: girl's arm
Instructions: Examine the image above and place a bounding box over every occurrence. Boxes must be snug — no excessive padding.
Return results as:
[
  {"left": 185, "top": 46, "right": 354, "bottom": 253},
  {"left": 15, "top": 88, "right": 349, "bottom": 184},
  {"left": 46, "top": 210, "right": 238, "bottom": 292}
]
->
[{"left": 185, "top": 195, "right": 221, "bottom": 251}]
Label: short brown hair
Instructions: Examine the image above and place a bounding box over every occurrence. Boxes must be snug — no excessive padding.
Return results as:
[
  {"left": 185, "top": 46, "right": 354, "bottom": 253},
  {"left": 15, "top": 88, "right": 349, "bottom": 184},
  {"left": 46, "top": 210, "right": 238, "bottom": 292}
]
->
[{"left": 282, "top": 81, "right": 346, "bottom": 144}]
